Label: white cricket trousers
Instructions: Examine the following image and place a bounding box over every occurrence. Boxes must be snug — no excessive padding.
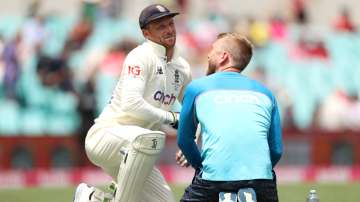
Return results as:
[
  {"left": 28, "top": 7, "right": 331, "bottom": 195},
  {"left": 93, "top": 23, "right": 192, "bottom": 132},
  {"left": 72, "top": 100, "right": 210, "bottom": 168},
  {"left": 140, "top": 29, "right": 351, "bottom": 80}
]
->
[{"left": 84, "top": 123, "right": 175, "bottom": 202}]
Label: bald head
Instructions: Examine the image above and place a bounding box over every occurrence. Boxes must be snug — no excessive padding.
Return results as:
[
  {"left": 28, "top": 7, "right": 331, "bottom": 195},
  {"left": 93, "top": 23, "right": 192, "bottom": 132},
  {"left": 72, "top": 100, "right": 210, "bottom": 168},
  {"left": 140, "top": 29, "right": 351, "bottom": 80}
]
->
[{"left": 208, "top": 33, "right": 253, "bottom": 74}]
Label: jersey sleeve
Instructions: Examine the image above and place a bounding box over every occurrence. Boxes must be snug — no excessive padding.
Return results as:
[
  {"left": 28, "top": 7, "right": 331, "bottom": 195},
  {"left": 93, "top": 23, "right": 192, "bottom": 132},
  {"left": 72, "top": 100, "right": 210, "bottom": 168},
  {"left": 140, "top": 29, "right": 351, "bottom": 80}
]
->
[
  {"left": 177, "top": 82, "right": 203, "bottom": 169},
  {"left": 268, "top": 98, "right": 283, "bottom": 167},
  {"left": 118, "top": 51, "right": 173, "bottom": 124}
]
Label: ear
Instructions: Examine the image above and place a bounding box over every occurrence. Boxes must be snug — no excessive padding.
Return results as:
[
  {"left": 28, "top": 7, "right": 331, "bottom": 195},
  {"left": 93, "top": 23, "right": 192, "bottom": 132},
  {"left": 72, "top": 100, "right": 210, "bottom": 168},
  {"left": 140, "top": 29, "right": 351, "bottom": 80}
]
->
[
  {"left": 142, "top": 29, "right": 150, "bottom": 39},
  {"left": 219, "top": 51, "right": 229, "bottom": 65}
]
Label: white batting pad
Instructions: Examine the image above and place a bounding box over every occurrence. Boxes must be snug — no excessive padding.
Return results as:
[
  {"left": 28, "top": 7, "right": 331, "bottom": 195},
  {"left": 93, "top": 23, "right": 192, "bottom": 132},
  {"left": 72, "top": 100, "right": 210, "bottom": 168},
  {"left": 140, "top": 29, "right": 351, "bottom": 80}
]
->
[{"left": 115, "top": 131, "right": 165, "bottom": 202}]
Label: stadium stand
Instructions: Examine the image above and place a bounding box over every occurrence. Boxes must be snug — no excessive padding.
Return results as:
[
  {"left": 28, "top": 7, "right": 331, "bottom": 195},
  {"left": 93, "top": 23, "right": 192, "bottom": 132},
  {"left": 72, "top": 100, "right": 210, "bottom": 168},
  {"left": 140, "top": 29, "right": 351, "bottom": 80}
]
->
[{"left": 0, "top": 0, "right": 359, "bottom": 187}]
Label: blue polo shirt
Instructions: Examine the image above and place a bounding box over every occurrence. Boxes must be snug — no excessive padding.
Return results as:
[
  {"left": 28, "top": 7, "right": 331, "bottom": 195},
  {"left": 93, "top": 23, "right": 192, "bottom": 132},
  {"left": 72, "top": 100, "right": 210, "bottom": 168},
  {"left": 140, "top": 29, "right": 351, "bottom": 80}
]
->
[{"left": 177, "top": 72, "right": 283, "bottom": 181}]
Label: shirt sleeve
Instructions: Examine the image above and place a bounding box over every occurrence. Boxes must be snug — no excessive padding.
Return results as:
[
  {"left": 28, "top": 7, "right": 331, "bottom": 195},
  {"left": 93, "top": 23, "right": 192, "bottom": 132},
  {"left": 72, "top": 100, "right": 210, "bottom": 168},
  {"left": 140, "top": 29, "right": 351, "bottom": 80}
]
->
[
  {"left": 118, "top": 52, "right": 173, "bottom": 124},
  {"left": 268, "top": 98, "right": 283, "bottom": 167},
  {"left": 177, "top": 83, "right": 203, "bottom": 169}
]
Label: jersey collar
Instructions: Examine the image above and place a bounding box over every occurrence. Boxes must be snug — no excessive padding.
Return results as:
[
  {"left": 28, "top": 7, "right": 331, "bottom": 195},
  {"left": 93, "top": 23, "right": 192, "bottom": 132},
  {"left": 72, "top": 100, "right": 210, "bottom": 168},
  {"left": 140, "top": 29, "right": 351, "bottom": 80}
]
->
[{"left": 145, "top": 40, "right": 180, "bottom": 62}]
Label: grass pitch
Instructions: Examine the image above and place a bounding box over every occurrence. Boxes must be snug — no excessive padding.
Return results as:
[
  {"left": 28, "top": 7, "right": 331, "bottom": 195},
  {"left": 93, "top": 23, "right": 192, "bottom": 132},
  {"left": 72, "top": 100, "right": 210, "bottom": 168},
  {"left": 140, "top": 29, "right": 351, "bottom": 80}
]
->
[{"left": 0, "top": 183, "right": 359, "bottom": 202}]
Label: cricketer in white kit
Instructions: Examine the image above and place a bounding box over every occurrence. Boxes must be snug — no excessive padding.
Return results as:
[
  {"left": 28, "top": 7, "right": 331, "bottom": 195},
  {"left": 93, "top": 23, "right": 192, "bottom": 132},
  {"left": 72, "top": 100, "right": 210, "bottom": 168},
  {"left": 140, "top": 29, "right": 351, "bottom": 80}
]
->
[{"left": 73, "top": 4, "right": 191, "bottom": 202}]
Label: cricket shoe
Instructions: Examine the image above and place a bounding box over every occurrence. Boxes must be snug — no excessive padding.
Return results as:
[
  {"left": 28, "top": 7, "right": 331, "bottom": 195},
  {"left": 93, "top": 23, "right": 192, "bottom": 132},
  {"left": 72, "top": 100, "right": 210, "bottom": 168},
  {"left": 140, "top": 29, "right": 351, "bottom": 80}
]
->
[
  {"left": 73, "top": 183, "right": 115, "bottom": 202},
  {"left": 73, "top": 183, "right": 95, "bottom": 202}
]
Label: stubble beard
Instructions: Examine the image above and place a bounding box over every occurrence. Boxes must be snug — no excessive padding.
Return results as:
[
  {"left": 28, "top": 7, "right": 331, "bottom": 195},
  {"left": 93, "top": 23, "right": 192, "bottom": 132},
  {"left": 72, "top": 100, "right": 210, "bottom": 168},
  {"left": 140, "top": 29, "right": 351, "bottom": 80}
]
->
[{"left": 207, "top": 62, "right": 217, "bottom": 75}]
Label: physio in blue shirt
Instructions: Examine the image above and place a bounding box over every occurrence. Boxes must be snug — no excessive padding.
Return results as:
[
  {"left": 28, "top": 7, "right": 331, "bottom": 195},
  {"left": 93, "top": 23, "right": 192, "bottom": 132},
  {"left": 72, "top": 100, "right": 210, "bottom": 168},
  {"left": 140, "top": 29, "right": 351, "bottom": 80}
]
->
[{"left": 178, "top": 33, "right": 283, "bottom": 202}]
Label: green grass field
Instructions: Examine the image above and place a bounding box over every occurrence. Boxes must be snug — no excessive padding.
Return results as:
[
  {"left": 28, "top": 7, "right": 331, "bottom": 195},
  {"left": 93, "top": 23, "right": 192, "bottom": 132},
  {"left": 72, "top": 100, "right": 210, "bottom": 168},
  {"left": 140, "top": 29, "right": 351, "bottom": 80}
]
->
[{"left": 1, "top": 183, "right": 360, "bottom": 202}]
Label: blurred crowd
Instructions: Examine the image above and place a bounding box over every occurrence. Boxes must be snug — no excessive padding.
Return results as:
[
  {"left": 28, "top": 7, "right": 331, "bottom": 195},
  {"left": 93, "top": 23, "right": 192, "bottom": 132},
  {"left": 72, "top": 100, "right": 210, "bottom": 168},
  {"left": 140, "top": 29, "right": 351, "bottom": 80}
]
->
[{"left": 0, "top": 0, "right": 360, "bottom": 137}]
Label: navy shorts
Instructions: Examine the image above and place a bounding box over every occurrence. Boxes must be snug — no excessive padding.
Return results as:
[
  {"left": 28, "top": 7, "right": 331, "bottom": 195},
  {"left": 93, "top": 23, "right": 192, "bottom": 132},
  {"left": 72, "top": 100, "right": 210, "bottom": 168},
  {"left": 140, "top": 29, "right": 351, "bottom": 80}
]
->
[{"left": 180, "top": 170, "right": 279, "bottom": 202}]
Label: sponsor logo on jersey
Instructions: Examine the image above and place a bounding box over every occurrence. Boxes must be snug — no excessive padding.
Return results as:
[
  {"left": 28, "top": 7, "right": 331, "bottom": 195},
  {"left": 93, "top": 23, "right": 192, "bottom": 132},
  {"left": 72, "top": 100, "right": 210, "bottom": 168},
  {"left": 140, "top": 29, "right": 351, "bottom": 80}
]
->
[
  {"left": 153, "top": 90, "right": 176, "bottom": 105},
  {"left": 173, "top": 70, "right": 180, "bottom": 90},
  {"left": 213, "top": 94, "right": 260, "bottom": 105},
  {"left": 128, "top": 65, "right": 141, "bottom": 76},
  {"left": 174, "top": 70, "right": 179, "bottom": 83}
]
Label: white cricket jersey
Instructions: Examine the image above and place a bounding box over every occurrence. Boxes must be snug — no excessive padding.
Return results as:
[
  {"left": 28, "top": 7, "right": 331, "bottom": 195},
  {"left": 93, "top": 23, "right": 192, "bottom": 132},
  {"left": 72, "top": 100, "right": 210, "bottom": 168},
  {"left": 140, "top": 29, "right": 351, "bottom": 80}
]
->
[{"left": 95, "top": 40, "right": 191, "bottom": 130}]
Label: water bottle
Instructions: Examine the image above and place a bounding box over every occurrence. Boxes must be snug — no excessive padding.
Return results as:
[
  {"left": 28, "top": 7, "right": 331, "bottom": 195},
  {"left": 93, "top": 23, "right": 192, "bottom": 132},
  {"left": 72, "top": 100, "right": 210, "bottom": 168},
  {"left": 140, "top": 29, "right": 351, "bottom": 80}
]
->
[{"left": 307, "top": 189, "right": 319, "bottom": 202}]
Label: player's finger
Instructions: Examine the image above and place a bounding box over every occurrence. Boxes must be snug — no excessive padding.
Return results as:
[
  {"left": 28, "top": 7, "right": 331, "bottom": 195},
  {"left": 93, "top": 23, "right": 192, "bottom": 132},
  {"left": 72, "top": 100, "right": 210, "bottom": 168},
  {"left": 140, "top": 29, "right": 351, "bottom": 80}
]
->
[
  {"left": 178, "top": 155, "right": 188, "bottom": 166},
  {"left": 176, "top": 154, "right": 185, "bottom": 165},
  {"left": 179, "top": 155, "right": 186, "bottom": 162},
  {"left": 180, "top": 159, "right": 189, "bottom": 167},
  {"left": 175, "top": 150, "right": 183, "bottom": 160},
  {"left": 176, "top": 154, "right": 185, "bottom": 163}
]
